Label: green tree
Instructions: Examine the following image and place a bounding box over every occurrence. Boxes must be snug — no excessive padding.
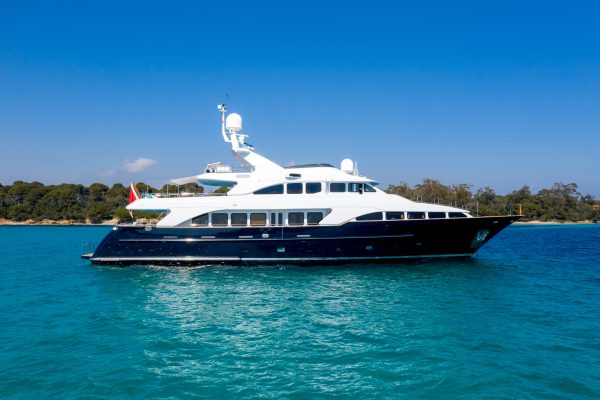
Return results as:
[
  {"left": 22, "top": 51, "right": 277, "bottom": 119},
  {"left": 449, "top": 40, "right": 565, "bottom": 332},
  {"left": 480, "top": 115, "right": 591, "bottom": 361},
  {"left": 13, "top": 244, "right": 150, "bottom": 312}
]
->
[{"left": 86, "top": 202, "right": 113, "bottom": 223}]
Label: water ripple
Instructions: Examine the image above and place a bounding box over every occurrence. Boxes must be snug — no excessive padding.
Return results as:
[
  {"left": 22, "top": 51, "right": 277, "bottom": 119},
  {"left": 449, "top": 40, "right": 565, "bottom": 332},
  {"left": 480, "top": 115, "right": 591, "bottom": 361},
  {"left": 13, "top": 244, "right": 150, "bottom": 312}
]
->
[{"left": 0, "top": 225, "right": 599, "bottom": 398}]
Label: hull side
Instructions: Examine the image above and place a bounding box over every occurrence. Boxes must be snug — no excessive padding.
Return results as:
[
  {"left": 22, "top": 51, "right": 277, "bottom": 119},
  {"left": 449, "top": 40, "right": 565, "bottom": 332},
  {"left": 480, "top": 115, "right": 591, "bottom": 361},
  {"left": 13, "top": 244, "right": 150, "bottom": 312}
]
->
[{"left": 86, "top": 216, "right": 520, "bottom": 265}]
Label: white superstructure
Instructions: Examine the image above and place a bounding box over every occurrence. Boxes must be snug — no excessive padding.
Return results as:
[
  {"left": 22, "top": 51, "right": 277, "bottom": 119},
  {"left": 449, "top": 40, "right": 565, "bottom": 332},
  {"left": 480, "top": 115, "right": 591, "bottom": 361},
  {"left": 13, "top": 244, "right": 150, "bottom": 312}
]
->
[{"left": 127, "top": 105, "right": 471, "bottom": 227}]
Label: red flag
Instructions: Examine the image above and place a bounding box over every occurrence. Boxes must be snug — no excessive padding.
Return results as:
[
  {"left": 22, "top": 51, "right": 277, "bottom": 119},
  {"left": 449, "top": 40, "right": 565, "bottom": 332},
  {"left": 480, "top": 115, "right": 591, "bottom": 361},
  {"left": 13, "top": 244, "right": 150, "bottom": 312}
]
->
[{"left": 129, "top": 182, "right": 141, "bottom": 204}]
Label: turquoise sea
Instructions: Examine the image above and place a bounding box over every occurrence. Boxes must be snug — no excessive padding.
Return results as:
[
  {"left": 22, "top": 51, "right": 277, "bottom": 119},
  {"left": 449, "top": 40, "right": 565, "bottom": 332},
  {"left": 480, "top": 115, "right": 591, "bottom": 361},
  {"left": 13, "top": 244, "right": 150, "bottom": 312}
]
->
[{"left": 1, "top": 225, "right": 599, "bottom": 399}]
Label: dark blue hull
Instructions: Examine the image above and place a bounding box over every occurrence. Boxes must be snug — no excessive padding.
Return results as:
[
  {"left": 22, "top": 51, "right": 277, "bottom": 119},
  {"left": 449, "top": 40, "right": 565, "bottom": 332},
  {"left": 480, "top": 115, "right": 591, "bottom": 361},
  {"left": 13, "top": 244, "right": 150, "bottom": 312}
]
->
[{"left": 83, "top": 216, "right": 520, "bottom": 265}]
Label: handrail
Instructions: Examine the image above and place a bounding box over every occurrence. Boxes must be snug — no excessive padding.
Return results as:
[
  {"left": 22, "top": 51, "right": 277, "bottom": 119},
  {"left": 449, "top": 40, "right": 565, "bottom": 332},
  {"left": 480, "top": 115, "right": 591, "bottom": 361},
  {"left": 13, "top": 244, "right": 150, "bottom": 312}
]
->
[{"left": 141, "top": 192, "right": 228, "bottom": 198}]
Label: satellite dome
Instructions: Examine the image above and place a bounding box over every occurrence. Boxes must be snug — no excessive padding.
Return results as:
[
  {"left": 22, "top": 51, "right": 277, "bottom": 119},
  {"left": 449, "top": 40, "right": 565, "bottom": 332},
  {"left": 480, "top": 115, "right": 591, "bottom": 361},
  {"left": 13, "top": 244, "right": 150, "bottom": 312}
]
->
[
  {"left": 341, "top": 158, "right": 354, "bottom": 174},
  {"left": 226, "top": 113, "right": 243, "bottom": 132}
]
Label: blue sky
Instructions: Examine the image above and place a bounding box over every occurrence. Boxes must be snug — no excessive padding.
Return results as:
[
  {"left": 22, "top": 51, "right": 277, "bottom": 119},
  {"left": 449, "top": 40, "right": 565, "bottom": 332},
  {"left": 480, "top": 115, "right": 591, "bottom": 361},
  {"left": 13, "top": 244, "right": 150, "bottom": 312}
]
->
[{"left": 1, "top": 1, "right": 599, "bottom": 195}]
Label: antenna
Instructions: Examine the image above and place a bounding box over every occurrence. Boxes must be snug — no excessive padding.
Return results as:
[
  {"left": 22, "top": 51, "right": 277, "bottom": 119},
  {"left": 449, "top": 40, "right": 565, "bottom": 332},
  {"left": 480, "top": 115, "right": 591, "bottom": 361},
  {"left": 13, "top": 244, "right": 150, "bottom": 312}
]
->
[{"left": 217, "top": 103, "right": 230, "bottom": 143}]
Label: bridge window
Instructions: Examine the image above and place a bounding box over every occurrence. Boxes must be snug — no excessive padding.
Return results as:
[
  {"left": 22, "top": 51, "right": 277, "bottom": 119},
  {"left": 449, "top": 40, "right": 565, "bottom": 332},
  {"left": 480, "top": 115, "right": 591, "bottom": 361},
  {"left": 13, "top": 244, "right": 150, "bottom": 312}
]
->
[
  {"left": 307, "top": 212, "right": 324, "bottom": 225},
  {"left": 356, "top": 212, "right": 383, "bottom": 221},
  {"left": 287, "top": 183, "right": 303, "bottom": 194},
  {"left": 449, "top": 212, "right": 468, "bottom": 218},
  {"left": 348, "top": 183, "right": 376, "bottom": 193},
  {"left": 386, "top": 212, "right": 405, "bottom": 220},
  {"left": 407, "top": 212, "right": 426, "bottom": 219},
  {"left": 254, "top": 184, "right": 284, "bottom": 195},
  {"left": 348, "top": 183, "right": 361, "bottom": 192},
  {"left": 288, "top": 212, "right": 304, "bottom": 226},
  {"left": 211, "top": 213, "right": 228, "bottom": 226},
  {"left": 330, "top": 183, "right": 346, "bottom": 192},
  {"left": 192, "top": 214, "right": 209, "bottom": 226},
  {"left": 250, "top": 213, "right": 267, "bottom": 226},
  {"left": 428, "top": 212, "right": 446, "bottom": 219},
  {"left": 306, "top": 182, "right": 322, "bottom": 194}
]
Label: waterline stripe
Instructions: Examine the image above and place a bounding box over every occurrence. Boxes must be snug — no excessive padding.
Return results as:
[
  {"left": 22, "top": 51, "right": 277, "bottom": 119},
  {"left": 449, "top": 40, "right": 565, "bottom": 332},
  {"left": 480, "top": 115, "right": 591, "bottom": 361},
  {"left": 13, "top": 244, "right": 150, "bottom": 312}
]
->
[{"left": 89, "top": 253, "right": 473, "bottom": 262}]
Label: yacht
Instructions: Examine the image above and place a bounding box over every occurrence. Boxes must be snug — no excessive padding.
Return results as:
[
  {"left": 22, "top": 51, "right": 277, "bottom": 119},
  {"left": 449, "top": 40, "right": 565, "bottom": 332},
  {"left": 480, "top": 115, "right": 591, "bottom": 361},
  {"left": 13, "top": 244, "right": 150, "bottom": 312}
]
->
[{"left": 82, "top": 105, "right": 520, "bottom": 265}]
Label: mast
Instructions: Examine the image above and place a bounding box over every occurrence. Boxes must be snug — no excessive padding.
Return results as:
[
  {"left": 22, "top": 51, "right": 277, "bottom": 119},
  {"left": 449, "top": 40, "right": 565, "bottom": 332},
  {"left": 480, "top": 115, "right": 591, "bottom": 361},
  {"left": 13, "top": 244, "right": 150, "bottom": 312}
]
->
[{"left": 217, "top": 104, "right": 282, "bottom": 172}]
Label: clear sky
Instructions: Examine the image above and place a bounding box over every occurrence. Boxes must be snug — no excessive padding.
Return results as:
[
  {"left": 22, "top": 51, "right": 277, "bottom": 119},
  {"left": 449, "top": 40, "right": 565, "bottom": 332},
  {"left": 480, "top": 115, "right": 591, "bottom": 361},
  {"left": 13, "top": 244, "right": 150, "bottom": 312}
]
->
[{"left": 1, "top": 1, "right": 599, "bottom": 195}]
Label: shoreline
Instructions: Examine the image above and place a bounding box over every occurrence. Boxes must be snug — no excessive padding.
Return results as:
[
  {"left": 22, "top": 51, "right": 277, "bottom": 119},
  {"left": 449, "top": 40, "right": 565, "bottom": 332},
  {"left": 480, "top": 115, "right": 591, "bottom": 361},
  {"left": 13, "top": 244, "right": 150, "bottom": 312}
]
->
[
  {"left": 0, "top": 219, "right": 597, "bottom": 226},
  {"left": 513, "top": 220, "right": 597, "bottom": 225},
  {"left": 0, "top": 218, "right": 118, "bottom": 226}
]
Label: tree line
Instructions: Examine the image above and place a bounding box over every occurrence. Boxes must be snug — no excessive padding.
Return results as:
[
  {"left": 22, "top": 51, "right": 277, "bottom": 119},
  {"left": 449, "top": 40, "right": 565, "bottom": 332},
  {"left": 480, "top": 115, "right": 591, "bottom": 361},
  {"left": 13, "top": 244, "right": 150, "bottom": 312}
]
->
[
  {"left": 386, "top": 180, "right": 600, "bottom": 222},
  {"left": 0, "top": 182, "right": 202, "bottom": 223},
  {"left": 0, "top": 180, "right": 598, "bottom": 223}
]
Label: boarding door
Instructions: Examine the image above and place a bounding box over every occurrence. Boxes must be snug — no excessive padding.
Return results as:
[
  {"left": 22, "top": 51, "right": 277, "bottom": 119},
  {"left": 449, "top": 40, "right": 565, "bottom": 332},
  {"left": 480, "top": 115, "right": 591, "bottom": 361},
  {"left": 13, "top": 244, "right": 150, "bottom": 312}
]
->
[{"left": 269, "top": 211, "right": 284, "bottom": 238}]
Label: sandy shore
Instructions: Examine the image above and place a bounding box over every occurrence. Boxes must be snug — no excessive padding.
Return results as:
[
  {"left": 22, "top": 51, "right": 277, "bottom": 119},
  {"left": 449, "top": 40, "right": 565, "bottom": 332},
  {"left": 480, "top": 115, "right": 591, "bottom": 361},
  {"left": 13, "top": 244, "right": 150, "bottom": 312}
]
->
[{"left": 513, "top": 220, "right": 596, "bottom": 225}]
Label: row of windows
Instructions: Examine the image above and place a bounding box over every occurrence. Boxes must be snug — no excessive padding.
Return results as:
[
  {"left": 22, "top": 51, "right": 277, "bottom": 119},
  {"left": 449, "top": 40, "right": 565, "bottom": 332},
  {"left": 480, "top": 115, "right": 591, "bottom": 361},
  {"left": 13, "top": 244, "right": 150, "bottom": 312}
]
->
[
  {"left": 191, "top": 211, "right": 326, "bottom": 227},
  {"left": 253, "top": 182, "right": 376, "bottom": 195},
  {"left": 355, "top": 211, "right": 468, "bottom": 221}
]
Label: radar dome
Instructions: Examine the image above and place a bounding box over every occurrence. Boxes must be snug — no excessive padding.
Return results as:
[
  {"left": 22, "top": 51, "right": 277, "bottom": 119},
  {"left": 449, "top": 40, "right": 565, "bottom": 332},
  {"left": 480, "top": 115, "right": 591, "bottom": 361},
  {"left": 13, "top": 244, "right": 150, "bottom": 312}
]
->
[
  {"left": 341, "top": 158, "right": 354, "bottom": 174},
  {"left": 226, "top": 113, "right": 243, "bottom": 132}
]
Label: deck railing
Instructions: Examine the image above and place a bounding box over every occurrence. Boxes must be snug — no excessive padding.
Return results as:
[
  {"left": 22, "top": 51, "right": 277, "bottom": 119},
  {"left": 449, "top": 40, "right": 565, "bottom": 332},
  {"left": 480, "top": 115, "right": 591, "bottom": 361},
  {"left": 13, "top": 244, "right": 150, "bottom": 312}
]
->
[{"left": 141, "top": 192, "right": 228, "bottom": 199}]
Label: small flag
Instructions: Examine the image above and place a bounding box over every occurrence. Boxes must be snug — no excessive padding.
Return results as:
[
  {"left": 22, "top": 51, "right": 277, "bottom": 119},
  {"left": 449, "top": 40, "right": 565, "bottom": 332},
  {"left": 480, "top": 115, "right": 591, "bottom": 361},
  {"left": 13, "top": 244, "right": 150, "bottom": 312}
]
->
[{"left": 129, "top": 181, "right": 141, "bottom": 204}]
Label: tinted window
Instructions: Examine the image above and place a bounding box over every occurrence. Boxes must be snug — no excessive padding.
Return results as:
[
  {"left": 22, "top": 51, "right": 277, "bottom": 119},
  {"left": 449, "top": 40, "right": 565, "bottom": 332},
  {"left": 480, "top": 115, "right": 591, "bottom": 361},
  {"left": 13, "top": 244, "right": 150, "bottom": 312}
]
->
[
  {"left": 386, "top": 212, "right": 405, "bottom": 220},
  {"left": 288, "top": 212, "right": 304, "bottom": 226},
  {"left": 211, "top": 213, "right": 228, "bottom": 226},
  {"left": 364, "top": 184, "right": 376, "bottom": 192},
  {"left": 231, "top": 213, "right": 247, "bottom": 226},
  {"left": 270, "top": 212, "right": 283, "bottom": 226},
  {"left": 407, "top": 212, "right": 426, "bottom": 219},
  {"left": 330, "top": 183, "right": 346, "bottom": 192},
  {"left": 356, "top": 212, "right": 383, "bottom": 221},
  {"left": 348, "top": 183, "right": 361, "bottom": 192},
  {"left": 287, "top": 183, "right": 303, "bottom": 194},
  {"left": 306, "top": 182, "right": 322, "bottom": 194},
  {"left": 428, "top": 212, "right": 446, "bottom": 219},
  {"left": 254, "top": 184, "right": 284, "bottom": 195},
  {"left": 449, "top": 212, "right": 468, "bottom": 218},
  {"left": 307, "top": 212, "right": 324, "bottom": 225},
  {"left": 250, "top": 213, "right": 267, "bottom": 226},
  {"left": 192, "top": 214, "right": 209, "bottom": 226}
]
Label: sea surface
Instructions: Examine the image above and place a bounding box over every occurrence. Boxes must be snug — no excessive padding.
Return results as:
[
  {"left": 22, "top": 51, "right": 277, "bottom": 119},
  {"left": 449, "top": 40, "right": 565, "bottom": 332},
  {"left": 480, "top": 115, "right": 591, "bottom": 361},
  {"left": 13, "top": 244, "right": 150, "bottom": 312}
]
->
[{"left": 0, "top": 225, "right": 599, "bottom": 399}]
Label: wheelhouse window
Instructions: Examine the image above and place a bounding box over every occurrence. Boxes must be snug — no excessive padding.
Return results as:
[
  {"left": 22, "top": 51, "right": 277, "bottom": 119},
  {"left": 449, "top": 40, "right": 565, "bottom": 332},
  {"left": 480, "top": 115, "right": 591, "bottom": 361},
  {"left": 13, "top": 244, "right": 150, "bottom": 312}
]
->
[
  {"left": 192, "top": 213, "right": 209, "bottom": 226},
  {"left": 330, "top": 183, "right": 346, "bottom": 192},
  {"left": 254, "top": 184, "right": 284, "bottom": 195},
  {"left": 347, "top": 183, "right": 377, "bottom": 193},
  {"left": 231, "top": 213, "right": 248, "bottom": 226},
  {"left": 211, "top": 213, "right": 228, "bottom": 226},
  {"left": 449, "top": 212, "right": 468, "bottom": 218},
  {"left": 356, "top": 212, "right": 383, "bottom": 221},
  {"left": 306, "top": 182, "right": 322, "bottom": 194},
  {"left": 288, "top": 212, "right": 304, "bottom": 226},
  {"left": 286, "top": 183, "right": 303, "bottom": 194},
  {"left": 307, "top": 212, "right": 324, "bottom": 225},
  {"left": 348, "top": 183, "right": 361, "bottom": 192},
  {"left": 386, "top": 211, "right": 405, "bottom": 220},
  {"left": 407, "top": 212, "right": 426, "bottom": 219},
  {"left": 428, "top": 212, "right": 446, "bottom": 219},
  {"left": 250, "top": 213, "right": 267, "bottom": 226}
]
